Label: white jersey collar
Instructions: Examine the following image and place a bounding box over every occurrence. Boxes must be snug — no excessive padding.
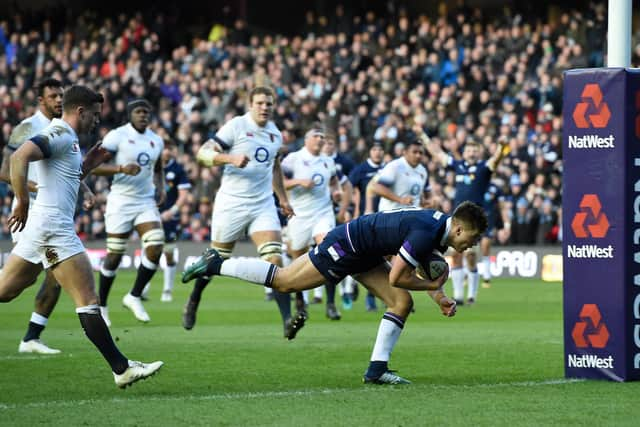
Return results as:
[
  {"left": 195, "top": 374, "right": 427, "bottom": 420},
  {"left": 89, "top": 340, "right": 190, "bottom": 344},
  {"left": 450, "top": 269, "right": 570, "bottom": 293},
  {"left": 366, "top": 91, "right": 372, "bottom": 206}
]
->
[{"left": 367, "top": 159, "right": 382, "bottom": 168}]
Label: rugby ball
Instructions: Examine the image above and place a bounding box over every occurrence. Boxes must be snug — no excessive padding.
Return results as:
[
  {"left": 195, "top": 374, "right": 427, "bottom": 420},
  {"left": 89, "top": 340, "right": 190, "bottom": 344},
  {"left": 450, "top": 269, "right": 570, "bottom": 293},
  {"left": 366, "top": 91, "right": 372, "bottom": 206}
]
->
[{"left": 417, "top": 253, "right": 448, "bottom": 281}]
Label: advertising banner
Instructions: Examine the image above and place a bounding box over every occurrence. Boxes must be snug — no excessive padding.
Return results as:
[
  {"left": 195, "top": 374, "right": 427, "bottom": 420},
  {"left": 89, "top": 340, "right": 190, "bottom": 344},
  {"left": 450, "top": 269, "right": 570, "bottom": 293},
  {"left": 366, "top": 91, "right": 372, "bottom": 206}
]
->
[{"left": 563, "top": 68, "right": 640, "bottom": 381}]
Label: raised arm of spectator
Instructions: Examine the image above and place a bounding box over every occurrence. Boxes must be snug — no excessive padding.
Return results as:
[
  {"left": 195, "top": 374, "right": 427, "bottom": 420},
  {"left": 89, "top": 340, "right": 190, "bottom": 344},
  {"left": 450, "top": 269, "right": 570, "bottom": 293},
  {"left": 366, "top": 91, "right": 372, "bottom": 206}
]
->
[
  {"left": 486, "top": 137, "right": 510, "bottom": 172},
  {"left": 414, "top": 125, "right": 448, "bottom": 167}
]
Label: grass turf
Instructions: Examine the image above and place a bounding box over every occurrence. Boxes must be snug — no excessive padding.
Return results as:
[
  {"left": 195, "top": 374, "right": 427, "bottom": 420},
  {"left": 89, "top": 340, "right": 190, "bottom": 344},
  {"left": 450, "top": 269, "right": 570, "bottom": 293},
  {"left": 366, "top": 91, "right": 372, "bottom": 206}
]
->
[{"left": 0, "top": 272, "right": 638, "bottom": 426}]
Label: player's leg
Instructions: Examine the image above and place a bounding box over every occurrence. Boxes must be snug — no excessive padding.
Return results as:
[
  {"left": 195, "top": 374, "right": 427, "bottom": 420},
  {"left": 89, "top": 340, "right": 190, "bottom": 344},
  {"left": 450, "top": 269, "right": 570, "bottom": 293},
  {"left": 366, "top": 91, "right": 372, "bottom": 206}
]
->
[
  {"left": 313, "top": 224, "right": 341, "bottom": 320},
  {"left": 252, "top": 229, "right": 305, "bottom": 337},
  {"left": 465, "top": 248, "right": 479, "bottom": 305},
  {"left": 182, "top": 196, "right": 245, "bottom": 330},
  {"left": 50, "top": 252, "right": 162, "bottom": 387},
  {"left": 480, "top": 235, "right": 492, "bottom": 288},
  {"left": 120, "top": 220, "right": 164, "bottom": 322},
  {"left": 449, "top": 250, "right": 465, "bottom": 305},
  {"left": 355, "top": 263, "right": 414, "bottom": 385},
  {"left": 98, "top": 232, "right": 128, "bottom": 326},
  {"left": 183, "top": 240, "right": 234, "bottom": 330},
  {"left": 161, "top": 221, "right": 179, "bottom": 302},
  {"left": 19, "top": 270, "right": 62, "bottom": 354},
  {"left": 100, "top": 202, "right": 136, "bottom": 325},
  {"left": 0, "top": 254, "right": 42, "bottom": 303}
]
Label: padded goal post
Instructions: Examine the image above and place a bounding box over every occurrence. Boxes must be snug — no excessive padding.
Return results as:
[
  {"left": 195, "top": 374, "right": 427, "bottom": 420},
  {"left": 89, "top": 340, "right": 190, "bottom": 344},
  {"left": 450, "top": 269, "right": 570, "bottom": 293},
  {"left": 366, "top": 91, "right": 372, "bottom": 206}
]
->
[{"left": 563, "top": 67, "right": 640, "bottom": 381}]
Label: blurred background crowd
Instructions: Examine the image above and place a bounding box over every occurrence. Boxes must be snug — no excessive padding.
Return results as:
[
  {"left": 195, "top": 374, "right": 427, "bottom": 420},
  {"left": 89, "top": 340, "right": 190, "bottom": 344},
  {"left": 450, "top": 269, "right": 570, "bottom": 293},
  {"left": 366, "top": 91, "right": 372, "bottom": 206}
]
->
[{"left": 1, "top": 0, "right": 638, "bottom": 246}]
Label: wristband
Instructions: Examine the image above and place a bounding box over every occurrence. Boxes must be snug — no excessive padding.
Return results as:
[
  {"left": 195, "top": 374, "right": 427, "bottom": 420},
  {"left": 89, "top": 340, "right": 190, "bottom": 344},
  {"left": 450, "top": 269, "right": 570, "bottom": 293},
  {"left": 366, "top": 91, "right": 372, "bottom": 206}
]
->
[
  {"left": 170, "top": 205, "right": 180, "bottom": 215},
  {"left": 196, "top": 145, "right": 220, "bottom": 166}
]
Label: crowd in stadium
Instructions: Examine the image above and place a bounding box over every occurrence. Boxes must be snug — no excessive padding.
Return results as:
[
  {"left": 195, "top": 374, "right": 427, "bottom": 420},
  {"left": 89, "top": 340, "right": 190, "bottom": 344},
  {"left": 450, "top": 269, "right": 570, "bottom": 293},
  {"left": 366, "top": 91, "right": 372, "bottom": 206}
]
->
[{"left": 0, "top": 0, "right": 632, "bottom": 246}]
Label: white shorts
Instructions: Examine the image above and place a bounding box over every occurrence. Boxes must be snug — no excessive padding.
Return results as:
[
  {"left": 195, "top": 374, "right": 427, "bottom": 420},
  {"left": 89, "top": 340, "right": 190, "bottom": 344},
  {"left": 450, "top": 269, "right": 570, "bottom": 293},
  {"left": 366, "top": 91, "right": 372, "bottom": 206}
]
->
[
  {"left": 105, "top": 197, "right": 161, "bottom": 234},
  {"left": 287, "top": 209, "right": 335, "bottom": 251},
  {"left": 12, "top": 211, "right": 85, "bottom": 269},
  {"left": 210, "top": 193, "right": 281, "bottom": 243}
]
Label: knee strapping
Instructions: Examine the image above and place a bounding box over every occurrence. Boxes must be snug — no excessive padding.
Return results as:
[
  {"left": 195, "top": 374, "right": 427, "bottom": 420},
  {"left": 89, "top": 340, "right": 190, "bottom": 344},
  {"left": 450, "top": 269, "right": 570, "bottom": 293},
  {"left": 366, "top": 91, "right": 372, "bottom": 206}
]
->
[
  {"left": 141, "top": 229, "right": 165, "bottom": 249},
  {"left": 257, "top": 241, "right": 282, "bottom": 260},
  {"left": 211, "top": 245, "right": 232, "bottom": 260},
  {"left": 106, "top": 237, "right": 128, "bottom": 254}
]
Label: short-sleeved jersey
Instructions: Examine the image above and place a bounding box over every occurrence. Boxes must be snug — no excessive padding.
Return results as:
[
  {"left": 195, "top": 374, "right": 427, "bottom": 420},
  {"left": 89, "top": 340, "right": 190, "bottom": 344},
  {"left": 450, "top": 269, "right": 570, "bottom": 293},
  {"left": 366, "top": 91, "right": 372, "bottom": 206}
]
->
[
  {"left": 160, "top": 158, "right": 191, "bottom": 217},
  {"left": 329, "top": 152, "right": 355, "bottom": 178},
  {"left": 30, "top": 119, "right": 82, "bottom": 222},
  {"left": 281, "top": 147, "right": 336, "bottom": 217},
  {"left": 376, "top": 157, "right": 429, "bottom": 212},
  {"left": 214, "top": 112, "right": 283, "bottom": 202},
  {"left": 7, "top": 110, "right": 52, "bottom": 200},
  {"left": 102, "top": 123, "right": 164, "bottom": 200},
  {"left": 447, "top": 156, "right": 492, "bottom": 206},
  {"left": 347, "top": 207, "right": 450, "bottom": 271},
  {"left": 348, "top": 159, "right": 384, "bottom": 213}
]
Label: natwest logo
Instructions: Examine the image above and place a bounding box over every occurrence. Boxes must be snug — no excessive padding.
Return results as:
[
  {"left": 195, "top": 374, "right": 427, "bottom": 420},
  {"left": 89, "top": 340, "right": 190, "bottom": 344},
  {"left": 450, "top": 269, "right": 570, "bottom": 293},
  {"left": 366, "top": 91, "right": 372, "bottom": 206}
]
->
[
  {"left": 571, "top": 194, "right": 609, "bottom": 238},
  {"left": 572, "top": 83, "right": 611, "bottom": 128},
  {"left": 572, "top": 304, "right": 610, "bottom": 348}
]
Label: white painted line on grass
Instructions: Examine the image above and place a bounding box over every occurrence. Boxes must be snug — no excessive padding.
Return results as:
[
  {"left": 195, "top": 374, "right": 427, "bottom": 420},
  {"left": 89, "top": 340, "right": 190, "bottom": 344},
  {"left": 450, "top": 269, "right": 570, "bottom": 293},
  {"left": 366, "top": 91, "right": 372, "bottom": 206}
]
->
[{"left": 0, "top": 378, "right": 584, "bottom": 411}]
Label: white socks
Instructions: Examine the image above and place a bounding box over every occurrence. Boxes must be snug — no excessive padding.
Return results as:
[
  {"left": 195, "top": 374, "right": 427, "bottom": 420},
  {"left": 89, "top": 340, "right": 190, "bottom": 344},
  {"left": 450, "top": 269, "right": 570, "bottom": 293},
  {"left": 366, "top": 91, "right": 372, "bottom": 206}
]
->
[
  {"left": 451, "top": 268, "right": 465, "bottom": 301},
  {"left": 163, "top": 265, "right": 176, "bottom": 293},
  {"left": 467, "top": 270, "right": 480, "bottom": 299},
  {"left": 30, "top": 312, "right": 48, "bottom": 326},
  {"left": 220, "top": 257, "right": 276, "bottom": 286},
  {"left": 481, "top": 256, "right": 491, "bottom": 281},
  {"left": 370, "top": 313, "right": 405, "bottom": 362}
]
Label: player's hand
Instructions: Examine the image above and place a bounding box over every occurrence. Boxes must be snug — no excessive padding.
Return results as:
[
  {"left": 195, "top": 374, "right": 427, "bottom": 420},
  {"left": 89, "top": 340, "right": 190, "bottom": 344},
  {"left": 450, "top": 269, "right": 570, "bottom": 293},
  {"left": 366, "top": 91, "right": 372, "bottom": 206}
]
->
[
  {"left": 331, "top": 189, "right": 343, "bottom": 202},
  {"left": 230, "top": 154, "right": 249, "bottom": 168},
  {"left": 120, "top": 163, "right": 141, "bottom": 175},
  {"left": 8, "top": 199, "right": 29, "bottom": 233},
  {"left": 27, "top": 180, "right": 38, "bottom": 193},
  {"left": 298, "top": 179, "right": 315, "bottom": 189},
  {"left": 399, "top": 195, "right": 414, "bottom": 205},
  {"left": 279, "top": 200, "right": 295, "bottom": 218},
  {"left": 83, "top": 189, "right": 96, "bottom": 210},
  {"left": 439, "top": 297, "right": 457, "bottom": 317}
]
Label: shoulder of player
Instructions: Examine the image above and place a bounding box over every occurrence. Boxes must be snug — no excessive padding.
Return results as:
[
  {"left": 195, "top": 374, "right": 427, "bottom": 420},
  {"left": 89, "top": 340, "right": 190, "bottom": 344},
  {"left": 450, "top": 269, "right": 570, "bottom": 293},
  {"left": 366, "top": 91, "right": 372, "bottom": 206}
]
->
[{"left": 8, "top": 120, "right": 37, "bottom": 148}]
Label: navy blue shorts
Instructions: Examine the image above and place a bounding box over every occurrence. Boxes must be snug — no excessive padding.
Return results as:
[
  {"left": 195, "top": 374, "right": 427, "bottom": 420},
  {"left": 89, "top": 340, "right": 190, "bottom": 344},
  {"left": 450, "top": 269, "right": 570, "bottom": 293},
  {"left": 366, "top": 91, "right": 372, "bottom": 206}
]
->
[
  {"left": 163, "top": 220, "right": 180, "bottom": 243},
  {"left": 308, "top": 223, "right": 385, "bottom": 284}
]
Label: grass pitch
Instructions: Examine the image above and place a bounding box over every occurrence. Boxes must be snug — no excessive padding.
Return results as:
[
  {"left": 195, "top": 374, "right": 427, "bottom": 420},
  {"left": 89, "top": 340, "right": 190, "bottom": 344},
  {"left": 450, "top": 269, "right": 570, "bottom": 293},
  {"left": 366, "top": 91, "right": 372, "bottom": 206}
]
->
[{"left": 0, "top": 272, "right": 638, "bottom": 426}]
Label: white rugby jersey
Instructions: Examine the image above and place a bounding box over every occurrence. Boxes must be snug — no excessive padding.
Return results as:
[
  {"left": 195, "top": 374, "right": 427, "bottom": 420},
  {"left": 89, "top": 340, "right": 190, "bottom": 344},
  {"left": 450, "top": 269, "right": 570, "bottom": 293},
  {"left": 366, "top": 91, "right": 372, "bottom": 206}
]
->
[
  {"left": 30, "top": 118, "right": 82, "bottom": 221},
  {"left": 102, "top": 123, "right": 163, "bottom": 200},
  {"left": 376, "top": 156, "right": 429, "bottom": 212},
  {"left": 281, "top": 147, "right": 337, "bottom": 217},
  {"left": 214, "top": 112, "right": 282, "bottom": 202},
  {"left": 8, "top": 110, "right": 52, "bottom": 201}
]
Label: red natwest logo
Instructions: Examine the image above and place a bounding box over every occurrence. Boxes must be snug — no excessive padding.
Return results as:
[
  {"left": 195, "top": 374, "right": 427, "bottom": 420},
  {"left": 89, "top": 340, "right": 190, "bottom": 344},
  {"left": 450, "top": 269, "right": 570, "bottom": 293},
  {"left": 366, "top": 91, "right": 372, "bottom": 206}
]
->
[
  {"left": 571, "top": 194, "right": 609, "bottom": 238},
  {"left": 572, "top": 84, "right": 611, "bottom": 129},
  {"left": 572, "top": 304, "right": 609, "bottom": 348}
]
